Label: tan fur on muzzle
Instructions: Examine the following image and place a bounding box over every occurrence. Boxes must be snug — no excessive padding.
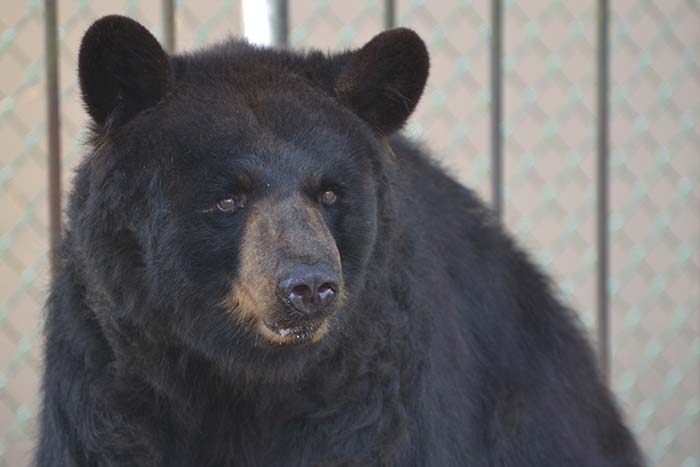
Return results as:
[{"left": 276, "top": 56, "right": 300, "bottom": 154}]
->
[{"left": 224, "top": 195, "right": 342, "bottom": 342}]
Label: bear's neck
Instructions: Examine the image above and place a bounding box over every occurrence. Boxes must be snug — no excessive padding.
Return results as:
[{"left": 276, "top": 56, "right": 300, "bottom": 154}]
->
[
  {"left": 66, "top": 225, "right": 426, "bottom": 463},
  {"left": 95, "top": 266, "right": 423, "bottom": 464}
]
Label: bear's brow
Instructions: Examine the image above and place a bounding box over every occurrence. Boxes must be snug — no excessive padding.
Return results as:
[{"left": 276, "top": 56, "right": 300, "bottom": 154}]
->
[
  {"left": 180, "top": 154, "right": 260, "bottom": 184},
  {"left": 202, "top": 155, "right": 261, "bottom": 173}
]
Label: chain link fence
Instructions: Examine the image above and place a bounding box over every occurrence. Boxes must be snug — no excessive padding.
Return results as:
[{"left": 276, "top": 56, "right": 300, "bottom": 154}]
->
[{"left": 0, "top": 1, "right": 697, "bottom": 465}]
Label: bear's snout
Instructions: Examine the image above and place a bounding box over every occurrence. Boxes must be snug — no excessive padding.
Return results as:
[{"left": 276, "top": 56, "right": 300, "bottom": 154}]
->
[
  {"left": 277, "top": 263, "right": 339, "bottom": 317},
  {"left": 229, "top": 195, "right": 344, "bottom": 345}
]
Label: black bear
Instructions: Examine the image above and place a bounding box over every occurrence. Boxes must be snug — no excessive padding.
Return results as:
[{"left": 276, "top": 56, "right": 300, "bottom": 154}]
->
[{"left": 37, "top": 15, "right": 644, "bottom": 467}]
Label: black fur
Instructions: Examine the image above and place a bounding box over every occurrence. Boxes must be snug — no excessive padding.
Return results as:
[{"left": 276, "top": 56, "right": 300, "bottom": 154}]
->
[{"left": 37, "top": 15, "right": 644, "bottom": 467}]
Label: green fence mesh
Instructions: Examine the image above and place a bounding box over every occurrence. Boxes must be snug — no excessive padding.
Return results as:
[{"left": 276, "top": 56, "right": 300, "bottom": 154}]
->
[
  {"left": 0, "top": 1, "right": 46, "bottom": 464},
  {"left": 0, "top": 1, "right": 697, "bottom": 466},
  {"left": 609, "top": 2, "right": 699, "bottom": 465}
]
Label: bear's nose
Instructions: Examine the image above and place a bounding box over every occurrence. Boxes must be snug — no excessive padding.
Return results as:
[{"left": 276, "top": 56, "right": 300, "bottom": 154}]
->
[{"left": 278, "top": 263, "right": 339, "bottom": 317}]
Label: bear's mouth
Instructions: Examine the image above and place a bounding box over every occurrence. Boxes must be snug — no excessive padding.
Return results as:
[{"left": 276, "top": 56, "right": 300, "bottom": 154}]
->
[{"left": 259, "top": 318, "right": 327, "bottom": 345}]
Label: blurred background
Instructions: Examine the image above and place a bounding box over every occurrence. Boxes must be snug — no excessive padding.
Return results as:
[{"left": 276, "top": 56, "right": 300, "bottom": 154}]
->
[{"left": 0, "top": 0, "right": 697, "bottom": 465}]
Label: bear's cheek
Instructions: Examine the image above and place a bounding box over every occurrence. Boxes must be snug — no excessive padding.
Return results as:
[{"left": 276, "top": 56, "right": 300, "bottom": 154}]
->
[{"left": 334, "top": 196, "right": 379, "bottom": 289}]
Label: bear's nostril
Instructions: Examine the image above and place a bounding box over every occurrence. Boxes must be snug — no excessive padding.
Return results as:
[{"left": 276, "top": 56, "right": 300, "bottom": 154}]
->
[
  {"left": 289, "top": 284, "right": 313, "bottom": 309},
  {"left": 317, "top": 283, "right": 336, "bottom": 308}
]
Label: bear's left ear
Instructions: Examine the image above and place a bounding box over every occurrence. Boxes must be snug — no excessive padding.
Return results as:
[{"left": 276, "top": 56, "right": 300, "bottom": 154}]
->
[
  {"left": 78, "top": 15, "right": 172, "bottom": 129},
  {"left": 335, "top": 28, "right": 429, "bottom": 136}
]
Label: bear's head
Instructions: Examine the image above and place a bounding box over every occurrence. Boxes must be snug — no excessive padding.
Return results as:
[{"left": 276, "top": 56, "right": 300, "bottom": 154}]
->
[{"left": 72, "top": 15, "right": 428, "bottom": 381}]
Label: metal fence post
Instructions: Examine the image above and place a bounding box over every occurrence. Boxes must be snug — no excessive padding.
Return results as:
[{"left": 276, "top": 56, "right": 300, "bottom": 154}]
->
[
  {"left": 271, "top": 0, "right": 289, "bottom": 47},
  {"left": 44, "top": 0, "right": 61, "bottom": 268},
  {"left": 162, "top": 0, "right": 176, "bottom": 53},
  {"left": 384, "top": 0, "right": 395, "bottom": 29},
  {"left": 596, "top": 0, "right": 610, "bottom": 381},
  {"left": 490, "top": 0, "right": 503, "bottom": 220}
]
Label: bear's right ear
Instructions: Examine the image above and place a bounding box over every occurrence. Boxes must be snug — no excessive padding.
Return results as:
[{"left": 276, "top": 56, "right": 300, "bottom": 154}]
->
[{"left": 79, "top": 15, "right": 171, "bottom": 128}]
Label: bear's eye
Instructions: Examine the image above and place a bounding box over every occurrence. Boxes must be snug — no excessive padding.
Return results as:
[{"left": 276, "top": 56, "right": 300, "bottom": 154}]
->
[
  {"left": 215, "top": 194, "right": 246, "bottom": 213},
  {"left": 319, "top": 190, "right": 338, "bottom": 206}
]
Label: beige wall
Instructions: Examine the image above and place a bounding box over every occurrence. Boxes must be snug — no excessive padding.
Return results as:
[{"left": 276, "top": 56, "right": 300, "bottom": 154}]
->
[{"left": 0, "top": 1, "right": 697, "bottom": 465}]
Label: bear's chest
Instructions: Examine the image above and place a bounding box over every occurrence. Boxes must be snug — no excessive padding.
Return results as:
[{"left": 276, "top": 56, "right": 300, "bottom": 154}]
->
[{"left": 162, "top": 391, "right": 411, "bottom": 467}]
